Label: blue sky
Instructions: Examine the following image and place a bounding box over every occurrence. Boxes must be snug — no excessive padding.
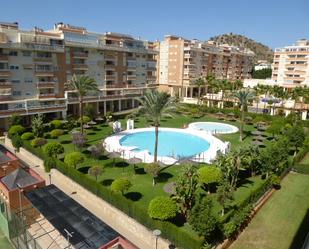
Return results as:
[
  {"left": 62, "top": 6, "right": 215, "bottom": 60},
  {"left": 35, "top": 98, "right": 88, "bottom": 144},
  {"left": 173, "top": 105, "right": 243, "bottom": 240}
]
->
[{"left": 2, "top": 0, "right": 309, "bottom": 49}]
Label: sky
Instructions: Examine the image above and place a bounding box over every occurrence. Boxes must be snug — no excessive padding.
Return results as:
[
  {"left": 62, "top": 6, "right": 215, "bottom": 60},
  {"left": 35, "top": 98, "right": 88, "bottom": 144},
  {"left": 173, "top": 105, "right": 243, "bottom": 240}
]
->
[{"left": 1, "top": 0, "right": 309, "bottom": 49}]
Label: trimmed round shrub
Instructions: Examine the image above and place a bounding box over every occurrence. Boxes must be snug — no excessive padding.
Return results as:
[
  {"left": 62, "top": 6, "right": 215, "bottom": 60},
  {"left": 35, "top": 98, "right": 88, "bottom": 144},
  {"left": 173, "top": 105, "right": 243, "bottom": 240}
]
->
[
  {"left": 43, "top": 142, "right": 64, "bottom": 158},
  {"left": 78, "top": 116, "right": 91, "bottom": 124},
  {"left": 148, "top": 196, "right": 178, "bottom": 221},
  {"left": 44, "top": 157, "right": 56, "bottom": 173},
  {"left": 21, "top": 132, "right": 34, "bottom": 140},
  {"left": 11, "top": 135, "right": 23, "bottom": 152},
  {"left": 50, "top": 129, "right": 64, "bottom": 138},
  {"left": 64, "top": 152, "right": 84, "bottom": 169},
  {"left": 8, "top": 125, "right": 25, "bottom": 138},
  {"left": 50, "top": 120, "right": 62, "bottom": 129},
  {"left": 31, "top": 138, "right": 47, "bottom": 148},
  {"left": 111, "top": 178, "right": 132, "bottom": 195},
  {"left": 198, "top": 166, "right": 222, "bottom": 191}
]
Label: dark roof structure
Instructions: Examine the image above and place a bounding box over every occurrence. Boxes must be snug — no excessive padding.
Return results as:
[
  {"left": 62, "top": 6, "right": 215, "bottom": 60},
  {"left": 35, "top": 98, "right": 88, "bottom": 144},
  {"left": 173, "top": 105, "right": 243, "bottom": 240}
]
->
[
  {"left": 25, "top": 184, "right": 119, "bottom": 249},
  {"left": 0, "top": 145, "right": 15, "bottom": 164},
  {"left": 1, "top": 168, "right": 39, "bottom": 190}
]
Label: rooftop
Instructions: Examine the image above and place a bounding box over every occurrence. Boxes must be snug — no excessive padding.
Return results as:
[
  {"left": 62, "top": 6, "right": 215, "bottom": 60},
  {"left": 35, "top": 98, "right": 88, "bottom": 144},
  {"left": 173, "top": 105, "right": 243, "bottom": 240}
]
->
[
  {"left": 26, "top": 184, "right": 120, "bottom": 249},
  {"left": 1, "top": 168, "right": 39, "bottom": 190}
]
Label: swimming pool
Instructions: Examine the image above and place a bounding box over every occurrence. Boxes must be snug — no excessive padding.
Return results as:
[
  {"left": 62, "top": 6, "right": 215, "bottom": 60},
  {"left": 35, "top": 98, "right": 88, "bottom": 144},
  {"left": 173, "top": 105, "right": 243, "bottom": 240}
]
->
[
  {"left": 120, "top": 130, "right": 210, "bottom": 158},
  {"left": 104, "top": 127, "right": 229, "bottom": 164},
  {"left": 188, "top": 122, "right": 238, "bottom": 134}
]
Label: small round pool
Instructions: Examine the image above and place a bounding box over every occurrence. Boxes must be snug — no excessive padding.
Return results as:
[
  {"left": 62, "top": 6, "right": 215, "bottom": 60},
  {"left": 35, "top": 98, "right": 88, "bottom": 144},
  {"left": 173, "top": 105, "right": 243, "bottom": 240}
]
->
[
  {"left": 188, "top": 122, "right": 238, "bottom": 134},
  {"left": 120, "top": 130, "right": 210, "bottom": 158}
]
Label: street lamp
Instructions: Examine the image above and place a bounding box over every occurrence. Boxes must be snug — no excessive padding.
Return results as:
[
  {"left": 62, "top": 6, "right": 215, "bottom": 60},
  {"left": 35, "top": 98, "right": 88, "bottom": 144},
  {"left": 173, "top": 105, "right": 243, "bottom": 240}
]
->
[
  {"left": 48, "top": 173, "right": 52, "bottom": 185},
  {"left": 153, "top": 229, "right": 161, "bottom": 249}
]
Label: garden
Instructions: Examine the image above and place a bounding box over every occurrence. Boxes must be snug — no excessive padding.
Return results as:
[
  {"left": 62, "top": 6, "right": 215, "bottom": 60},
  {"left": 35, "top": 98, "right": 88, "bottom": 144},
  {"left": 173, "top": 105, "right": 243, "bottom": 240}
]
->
[{"left": 7, "top": 89, "right": 309, "bottom": 249}]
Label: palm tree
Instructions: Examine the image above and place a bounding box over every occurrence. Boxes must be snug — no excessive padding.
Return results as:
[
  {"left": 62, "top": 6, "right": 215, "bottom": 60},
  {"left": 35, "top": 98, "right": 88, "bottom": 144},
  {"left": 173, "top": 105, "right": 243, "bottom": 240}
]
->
[
  {"left": 205, "top": 73, "right": 216, "bottom": 107},
  {"left": 194, "top": 77, "right": 205, "bottom": 105},
  {"left": 66, "top": 74, "right": 99, "bottom": 134},
  {"left": 232, "top": 89, "right": 255, "bottom": 141},
  {"left": 137, "top": 90, "right": 176, "bottom": 162},
  {"left": 291, "top": 86, "right": 302, "bottom": 110}
]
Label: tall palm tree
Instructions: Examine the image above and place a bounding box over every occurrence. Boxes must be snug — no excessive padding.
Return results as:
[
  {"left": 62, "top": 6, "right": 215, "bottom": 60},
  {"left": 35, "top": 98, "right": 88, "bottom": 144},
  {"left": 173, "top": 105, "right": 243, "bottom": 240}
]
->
[
  {"left": 194, "top": 77, "right": 205, "bottom": 105},
  {"left": 291, "top": 86, "right": 302, "bottom": 110},
  {"left": 137, "top": 90, "right": 176, "bottom": 162},
  {"left": 66, "top": 74, "right": 99, "bottom": 134},
  {"left": 232, "top": 89, "right": 255, "bottom": 141},
  {"left": 205, "top": 73, "right": 216, "bottom": 107}
]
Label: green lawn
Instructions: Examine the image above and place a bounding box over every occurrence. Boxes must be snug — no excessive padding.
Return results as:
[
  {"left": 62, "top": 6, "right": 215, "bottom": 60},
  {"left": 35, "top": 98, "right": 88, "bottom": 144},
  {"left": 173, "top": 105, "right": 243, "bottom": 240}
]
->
[
  {"left": 0, "top": 229, "right": 13, "bottom": 249},
  {"left": 44, "top": 114, "right": 260, "bottom": 209},
  {"left": 231, "top": 173, "right": 309, "bottom": 249},
  {"left": 300, "top": 152, "right": 309, "bottom": 165}
]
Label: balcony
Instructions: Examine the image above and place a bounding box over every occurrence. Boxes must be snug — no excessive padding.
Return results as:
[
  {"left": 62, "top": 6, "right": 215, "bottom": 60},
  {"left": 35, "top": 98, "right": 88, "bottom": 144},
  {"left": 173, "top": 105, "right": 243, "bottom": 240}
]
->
[
  {"left": 0, "top": 81, "right": 12, "bottom": 88},
  {"left": 38, "top": 93, "right": 56, "bottom": 99},
  {"left": 105, "top": 64, "right": 116, "bottom": 69},
  {"left": 105, "top": 74, "right": 116, "bottom": 80},
  {"left": 34, "top": 56, "right": 53, "bottom": 62},
  {"left": 0, "top": 54, "right": 8, "bottom": 61},
  {"left": 0, "top": 70, "right": 11, "bottom": 77},
  {"left": 127, "top": 74, "right": 136, "bottom": 80},
  {"left": 72, "top": 52, "right": 88, "bottom": 58},
  {"left": 35, "top": 69, "right": 54, "bottom": 77},
  {"left": 73, "top": 64, "right": 88, "bottom": 70},
  {"left": 0, "top": 43, "right": 64, "bottom": 52},
  {"left": 37, "top": 82, "right": 56, "bottom": 88}
]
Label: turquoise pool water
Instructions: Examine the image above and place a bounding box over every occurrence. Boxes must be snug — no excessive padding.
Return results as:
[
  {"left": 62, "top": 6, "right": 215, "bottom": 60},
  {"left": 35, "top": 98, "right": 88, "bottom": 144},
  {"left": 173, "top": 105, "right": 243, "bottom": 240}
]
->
[
  {"left": 120, "top": 130, "right": 210, "bottom": 159},
  {"left": 190, "top": 122, "right": 238, "bottom": 134}
]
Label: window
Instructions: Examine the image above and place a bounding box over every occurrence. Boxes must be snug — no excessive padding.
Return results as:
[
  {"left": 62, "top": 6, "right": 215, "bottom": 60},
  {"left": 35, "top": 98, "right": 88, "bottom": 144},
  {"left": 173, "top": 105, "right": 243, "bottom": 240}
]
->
[
  {"left": 25, "top": 92, "right": 31, "bottom": 96},
  {"left": 11, "top": 79, "right": 20, "bottom": 84},
  {"left": 22, "top": 51, "right": 31, "bottom": 57},
  {"left": 12, "top": 91, "right": 21, "bottom": 96},
  {"left": 9, "top": 65, "right": 19, "bottom": 70},
  {"left": 24, "top": 78, "right": 33, "bottom": 83},
  {"left": 9, "top": 51, "right": 18, "bottom": 56}
]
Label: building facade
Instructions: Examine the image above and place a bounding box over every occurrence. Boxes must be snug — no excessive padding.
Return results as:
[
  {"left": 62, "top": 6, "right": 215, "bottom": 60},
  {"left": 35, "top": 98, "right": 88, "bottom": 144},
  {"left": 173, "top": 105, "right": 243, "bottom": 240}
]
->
[
  {"left": 0, "top": 22, "right": 158, "bottom": 129},
  {"left": 156, "top": 35, "right": 254, "bottom": 97},
  {"left": 272, "top": 39, "right": 309, "bottom": 88}
]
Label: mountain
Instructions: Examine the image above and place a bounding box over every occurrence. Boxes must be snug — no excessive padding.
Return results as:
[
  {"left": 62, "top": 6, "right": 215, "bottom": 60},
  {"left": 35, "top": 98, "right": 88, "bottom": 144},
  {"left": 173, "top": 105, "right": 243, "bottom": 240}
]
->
[{"left": 208, "top": 33, "right": 274, "bottom": 63}]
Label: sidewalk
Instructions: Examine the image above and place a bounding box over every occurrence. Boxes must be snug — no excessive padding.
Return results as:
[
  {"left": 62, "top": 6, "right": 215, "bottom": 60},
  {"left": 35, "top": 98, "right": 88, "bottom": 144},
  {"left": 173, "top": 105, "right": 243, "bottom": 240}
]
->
[{"left": 4, "top": 139, "right": 172, "bottom": 249}]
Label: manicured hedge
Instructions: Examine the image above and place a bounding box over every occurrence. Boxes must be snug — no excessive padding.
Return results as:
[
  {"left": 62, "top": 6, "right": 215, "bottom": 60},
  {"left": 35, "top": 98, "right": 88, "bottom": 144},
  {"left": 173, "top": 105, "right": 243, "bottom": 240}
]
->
[{"left": 22, "top": 141, "right": 204, "bottom": 249}]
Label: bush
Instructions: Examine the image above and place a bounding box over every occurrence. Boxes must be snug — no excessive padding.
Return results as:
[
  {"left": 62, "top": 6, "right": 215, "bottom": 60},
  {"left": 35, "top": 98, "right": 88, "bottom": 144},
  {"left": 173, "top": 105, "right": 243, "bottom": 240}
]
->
[
  {"left": 198, "top": 166, "right": 222, "bottom": 193},
  {"left": 148, "top": 196, "right": 178, "bottom": 221},
  {"left": 111, "top": 178, "right": 132, "bottom": 195},
  {"left": 64, "top": 152, "right": 84, "bottom": 169},
  {"left": 21, "top": 132, "right": 34, "bottom": 140},
  {"left": 31, "top": 138, "right": 47, "bottom": 148},
  {"left": 269, "top": 174, "right": 281, "bottom": 188},
  {"left": 50, "top": 129, "right": 64, "bottom": 138},
  {"left": 78, "top": 116, "right": 91, "bottom": 124},
  {"left": 50, "top": 120, "right": 62, "bottom": 129},
  {"left": 8, "top": 125, "right": 25, "bottom": 138},
  {"left": 11, "top": 135, "right": 23, "bottom": 152},
  {"left": 43, "top": 142, "right": 64, "bottom": 158},
  {"left": 44, "top": 157, "right": 56, "bottom": 172}
]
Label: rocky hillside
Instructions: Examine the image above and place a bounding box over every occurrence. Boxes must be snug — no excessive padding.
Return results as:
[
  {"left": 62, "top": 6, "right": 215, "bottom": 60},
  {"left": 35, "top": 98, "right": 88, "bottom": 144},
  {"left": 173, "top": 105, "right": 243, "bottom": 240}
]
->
[{"left": 209, "top": 33, "right": 274, "bottom": 63}]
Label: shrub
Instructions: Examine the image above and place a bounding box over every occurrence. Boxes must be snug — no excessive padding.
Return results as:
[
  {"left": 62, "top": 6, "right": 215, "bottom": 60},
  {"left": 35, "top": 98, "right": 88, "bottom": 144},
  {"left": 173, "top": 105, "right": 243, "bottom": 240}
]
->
[
  {"left": 269, "top": 174, "right": 281, "bottom": 188},
  {"left": 198, "top": 166, "right": 222, "bottom": 193},
  {"left": 50, "top": 120, "right": 62, "bottom": 129},
  {"left": 148, "top": 196, "right": 178, "bottom": 221},
  {"left": 78, "top": 115, "right": 91, "bottom": 124},
  {"left": 50, "top": 129, "right": 64, "bottom": 138},
  {"left": 8, "top": 125, "right": 25, "bottom": 138},
  {"left": 89, "top": 143, "right": 104, "bottom": 159},
  {"left": 84, "top": 105, "right": 96, "bottom": 119},
  {"left": 32, "top": 114, "right": 44, "bottom": 137},
  {"left": 111, "top": 178, "right": 132, "bottom": 195},
  {"left": 43, "top": 142, "right": 64, "bottom": 158},
  {"left": 9, "top": 114, "right": 22, "bottom": 126},
  {"left": 44, "top": 157, "right": 56, "bottom": 172},
  {"left": 11, "top": 135, "right": 23, "bottom": 152},
  {"left": 21, "top": 132, "right": 34, "bottom": 140},
  {"left": 64, "top": 152, "right": 84, "bottom": 169},
  {"left": 31, "top": 138, "right": 47, "bottom": 148},
  {"left": 144, "top": 163, "right": 161, "bottom": 186},
  {"left": 88, "top": 165, "right": 104, "bottom": 181},
  {"left": 72, "top": 131, "right": 87, "bottom": 149}
]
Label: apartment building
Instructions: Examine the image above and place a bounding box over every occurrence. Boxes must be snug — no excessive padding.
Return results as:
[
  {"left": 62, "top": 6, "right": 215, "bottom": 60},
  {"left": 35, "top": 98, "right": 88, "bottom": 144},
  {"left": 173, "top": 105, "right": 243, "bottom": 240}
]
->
[
  {"left": 157, "top": 35, "right": 254, "bottom": 97},
  {"left": 272, "top": 39, "right": 309, "bottom": 88},
  {"left": 0, "top": 22, "right": 158, "bottom": 129}
]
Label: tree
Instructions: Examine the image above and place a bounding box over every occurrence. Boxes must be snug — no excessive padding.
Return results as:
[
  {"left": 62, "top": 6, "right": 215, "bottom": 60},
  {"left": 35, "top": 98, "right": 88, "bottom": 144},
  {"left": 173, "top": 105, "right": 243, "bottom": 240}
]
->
[
  {"left": 232, "top": 89, "right": 255, "bottom": 141},
  {"left": 252, "top": 68, "right": 272, "bottom": 79},
  {"left": 72, "top": 131, "right": 87, "bottom": 150},
  {"left": 31, "top": 138, "right": 47, "bottom": 148},
  {"left": 64, "top": 152, "right": 84, "bottom": 169},
  {"left": 137, "top": 90, "right": 176, "bottom": 162},
  {"left": 266, "top": 118, "right": 285, "bottom": 138},
  {"left": 144, "top": 163, "right": 161, "bottom": 186},
  {"left": 172, "top": 165, "right": 198, "bottom": 218},
  {"left": 84, "top": 104, "right": 96, "bottom": 119},
  {"left": 194, "top": 78, "right": 205, "bottom": 105},
  {"left": 217, "top": 181, "right": 234, "bottom": 216},
  {"left": 50, "top": 129, "right": 64, "bottom": 138},
  {"left": 284, "top": 125, "right": 305, "bottom": 152},
  {"left": 148, "top": 196, "right": 178, "bottom": 221},
  {"left": 44, "top": 157, "right": 56, "bottom": 173},
  {"left": 32, "top": 114, "right": 44, "bottom": 137},
  {"left": 88, "top": 165, "right": 104, "bottom": 181},
  {"left": 239, "top": 145, "right": 260, "bottom": 176},
  {"left": 198, "top": 166, "right": 222, "bottom": 194},
  {"left": 11, "top": 135, "right": 23, "bottom": 152},
  {"left": 111, "top": 178, "right": 132, "bottom": 195},
  {"left": 44, "top": 142, "right": 64, "bottom": 158},
  {"left": 66, "top": 74, "right": 99, "bottom": 134},
  {"left": 50, "top": 120, "right": 62, "bottom": 129},
  {"left": 188, "top": 196, "right": 217, "bottom": 238},
  {"left": 89, "top": 143, "right": 104, "bottom": 159},
  {"left": 9, "top": 114, "right": 22, "bottom": 126},
  {"left": 8, "top": 125, "right": 25, "bottom": 138},
  {"left": 21, "top": 132, "right": 34, "bottom": 140}
]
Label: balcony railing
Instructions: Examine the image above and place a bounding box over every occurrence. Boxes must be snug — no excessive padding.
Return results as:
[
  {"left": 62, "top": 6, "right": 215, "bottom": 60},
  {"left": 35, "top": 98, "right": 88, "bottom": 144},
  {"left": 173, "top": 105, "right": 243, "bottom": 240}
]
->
[
  {"left": 72, "top": 52, "right": 88, "bottom": 58},
  {"left": 37, "top": 82, "right": 56, "bottom": 88},
  {"left": 0, "top": 70, "right": 11, "bottom": 77},
  {"left": 38, "top": 93, "right": 56, "bottom": 98},
  {"left": 0, "top": 43, "right": 64, "bottom": 52}
]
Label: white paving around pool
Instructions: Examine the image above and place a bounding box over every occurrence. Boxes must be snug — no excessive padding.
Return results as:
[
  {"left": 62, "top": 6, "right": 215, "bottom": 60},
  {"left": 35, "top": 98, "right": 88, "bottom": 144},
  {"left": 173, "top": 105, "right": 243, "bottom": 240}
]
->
[{"left": 104, "top": 127, "right": 230, "bottom": 165}]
